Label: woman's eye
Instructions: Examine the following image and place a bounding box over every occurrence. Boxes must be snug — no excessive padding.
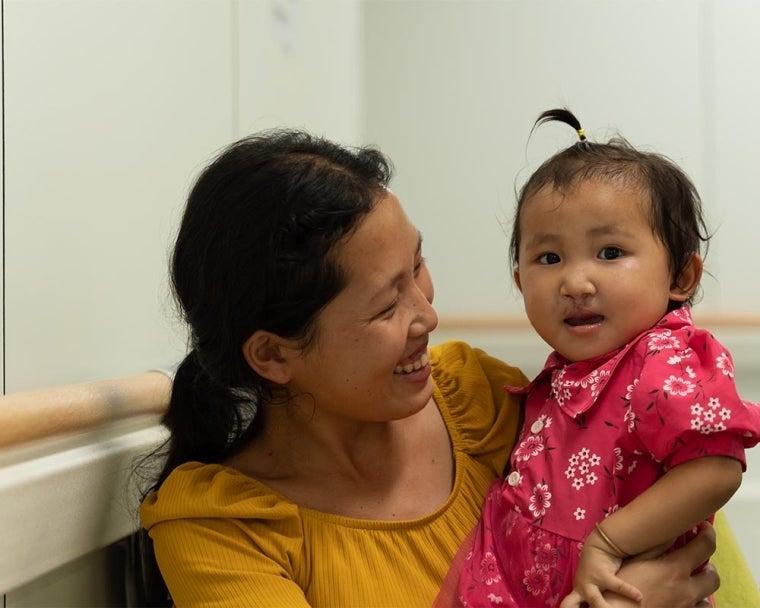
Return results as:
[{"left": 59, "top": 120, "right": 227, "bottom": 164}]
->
[
  {"left": 413, "top": 257, "right": 426, "bottom": 277},
  {"left": 538, "top": 252, "right": 561, "bottom": 265},
  {"left": 379, "top": 298, "right": 399, "bottom": 317},
  {"left": 599, "top": 247, "right": 623, "bottom": 260}
]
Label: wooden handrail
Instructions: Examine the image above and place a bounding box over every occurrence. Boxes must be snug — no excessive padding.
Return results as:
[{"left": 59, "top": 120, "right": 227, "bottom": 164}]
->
[
  {"left": 0, "top": 371, "right": 171, "bottom": 449},
  {"left": 436, "top": 313, "right": 760, "bottom": 330}
]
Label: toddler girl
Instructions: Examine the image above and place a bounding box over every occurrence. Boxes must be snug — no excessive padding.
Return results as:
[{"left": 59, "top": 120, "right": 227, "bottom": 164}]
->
[{"left": 444, "top": 109, "right": 760, "bottom": 607}]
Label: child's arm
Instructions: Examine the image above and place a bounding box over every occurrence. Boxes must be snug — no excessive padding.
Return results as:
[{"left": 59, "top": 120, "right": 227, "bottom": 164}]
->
[{"left": 560, "top": 455, "right": 742, "bottom": 608}]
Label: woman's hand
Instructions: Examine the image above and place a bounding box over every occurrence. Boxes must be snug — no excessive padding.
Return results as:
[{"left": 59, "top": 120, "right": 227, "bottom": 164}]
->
[{"left": 604, "top": 522, "right": 718, "bottom": 607}]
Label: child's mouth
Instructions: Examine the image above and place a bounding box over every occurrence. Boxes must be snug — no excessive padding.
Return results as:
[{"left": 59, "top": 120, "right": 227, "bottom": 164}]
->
[{"left": 565, "top": 315, "right": 604, "bottom": 327}]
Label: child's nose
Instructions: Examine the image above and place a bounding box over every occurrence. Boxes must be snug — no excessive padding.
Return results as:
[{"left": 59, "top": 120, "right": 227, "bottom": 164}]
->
[{"left": 560, "top": 266, "right": 596, "bottom": 300}]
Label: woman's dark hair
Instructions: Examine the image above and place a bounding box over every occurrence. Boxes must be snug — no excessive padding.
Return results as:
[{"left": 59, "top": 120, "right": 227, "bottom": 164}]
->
[
  {"left": 510, "top": 108, "right": 710, "bottom": 308},
  {"left": 142, "top": 129, "right": 392, "bottom": 494}
]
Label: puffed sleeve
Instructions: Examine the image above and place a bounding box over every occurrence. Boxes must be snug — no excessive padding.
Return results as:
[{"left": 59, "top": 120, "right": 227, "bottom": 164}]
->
[
  {"left": 628, "top": 327, "right": 760, "bottom": 471},
  {"left": 141, "top": 463, "right": 309, "bottom": 608},
  {"left": 430, "top": 341, "right": 527, "bottom": 478}
]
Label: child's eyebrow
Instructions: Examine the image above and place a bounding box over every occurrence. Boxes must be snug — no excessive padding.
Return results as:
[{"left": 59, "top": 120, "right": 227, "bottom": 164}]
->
[
  {"left": 523, "top": 232, "right": 559, "bottom": 249},
  {"left": 587, "top": 223, "right": 636, "bottom": 238}
]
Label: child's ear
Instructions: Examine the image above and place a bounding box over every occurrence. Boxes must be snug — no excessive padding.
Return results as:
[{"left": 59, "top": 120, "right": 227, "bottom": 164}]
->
[
  {"left": 670, "top": 253, "right": 703, "bottom": 302},
  {"left": 242, "top": 331, "right": 293, "bottom": 385},
  {"left": 513, "top": 267, "right": 523, "bottom": 292}
]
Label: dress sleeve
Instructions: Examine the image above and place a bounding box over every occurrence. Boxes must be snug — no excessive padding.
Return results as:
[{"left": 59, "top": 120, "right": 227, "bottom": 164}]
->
[
  {"left": 430, "top": 340, "right": 527, "bottom": 478},
  {"left": 142, "top": 464, "right": 308, "bottom": 608},
  {"left": 628, "top": 328, "right": 760, "bottom": 471}
]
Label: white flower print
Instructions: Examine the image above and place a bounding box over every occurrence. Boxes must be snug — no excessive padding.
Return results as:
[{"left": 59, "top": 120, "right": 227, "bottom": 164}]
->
[
  {"left": 648, "top": 330, "right": 681, "bottom": 351},
  {"left": 536, "top": 413, "right": 553, "bottom": 429},
  {"left": 684, "top": 366, "right": 696, "bottom": 379},
  {"left": 534, "top": 542, "right": 559, "bottom": 571},
  {"left": 663, "top": 375, "right": 696, "bottom": 397},
  {"left": 689, "top": 396, "right": 732, "bottom": 435},
  {"left": 627, "top": 460, "right": 638, "bottom": 474},
  {"left": 523, "top": 566, "right": 549, "bottom": 597},
  {"left": 613, "top": 447, "right": 623, "bottom": 472},
  {"left": 574, "top": 507, "right": 586, "bottom": 520},
  {"left": 514, "top": 434, "right": 545, "bottom": 462},
  {"left": 625, "top": 379, "right": 639, "bottom": 401},
  {"left": 667, "top": 354, "right": 682, "bottom": 365},
  {"left": 575, "top": 369, "right": 610, "bottom": 399},
  {"left": 716, "top": 352, "right": 735, "bottom": 378},
  {"left": 487, "top": 594, "right": 503, "bottom": 604},
  {"left": 624, "top": 408, "right": 636, "bottom": 432},
  {"left": 480, "top": 551, "right": 502, "bottom": 585},
  {"left": 529, "top": 483, "right": 552, "bottom": 518},
  {"left": 566, "top": 448, "right": 601, "bottom": 491}
]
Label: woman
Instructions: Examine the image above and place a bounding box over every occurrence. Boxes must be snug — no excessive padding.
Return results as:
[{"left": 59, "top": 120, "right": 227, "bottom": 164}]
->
[{"left": 140, "top": 129, "right": 731, "bottom": 606}]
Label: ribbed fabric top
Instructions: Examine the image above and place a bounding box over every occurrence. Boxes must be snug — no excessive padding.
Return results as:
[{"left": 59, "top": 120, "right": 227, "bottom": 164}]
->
[{"left": 141, "top": 340, "right": 526, "bottom": 607}]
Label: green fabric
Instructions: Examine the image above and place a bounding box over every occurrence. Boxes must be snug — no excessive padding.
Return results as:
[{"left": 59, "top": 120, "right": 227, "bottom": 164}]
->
[{"left": 713, "top": 510, "right": 759, "bottom": 607}]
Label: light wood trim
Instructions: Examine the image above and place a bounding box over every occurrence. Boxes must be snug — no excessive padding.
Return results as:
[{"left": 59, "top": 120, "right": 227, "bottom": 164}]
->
[
  {"left": 0, "top": 372, "right": 171, "bottom": 449},
  {"left": 437, "top": 313, "right": 760, "bottom": 330}
]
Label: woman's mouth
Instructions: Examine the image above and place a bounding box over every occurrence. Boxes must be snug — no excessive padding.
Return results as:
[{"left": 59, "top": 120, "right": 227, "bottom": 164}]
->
[{"left": 394, "top": 350, "right": 430, "bottom": 375}]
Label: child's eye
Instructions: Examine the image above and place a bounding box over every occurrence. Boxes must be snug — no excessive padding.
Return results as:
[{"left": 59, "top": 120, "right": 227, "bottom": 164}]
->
[
  {"left": 538, "top": 252, "right": 561, "bottom": 265},
  {"left": 599, "top": 247, "right": 624, "bottom": 260}
]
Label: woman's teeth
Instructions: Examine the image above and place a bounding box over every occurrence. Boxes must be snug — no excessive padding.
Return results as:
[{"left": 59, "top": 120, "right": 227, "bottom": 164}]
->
[{"left": 394, "top": 351, "right": 429, "bottom": 374}]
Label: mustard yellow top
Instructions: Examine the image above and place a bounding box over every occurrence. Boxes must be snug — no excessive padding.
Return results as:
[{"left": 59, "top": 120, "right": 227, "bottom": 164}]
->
[{"left": 142, "top": 341, "right": 758, "bottom": 607}]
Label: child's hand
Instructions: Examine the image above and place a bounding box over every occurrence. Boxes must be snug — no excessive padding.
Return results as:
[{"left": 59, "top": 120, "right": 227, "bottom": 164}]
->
[{"left": 559, "top": 527, "right": 643, "bottom": 608}]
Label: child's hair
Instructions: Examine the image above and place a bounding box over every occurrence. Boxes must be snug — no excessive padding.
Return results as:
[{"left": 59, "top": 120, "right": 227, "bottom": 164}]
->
[{"left": 510, "top": 108, "right": 710, "bottom": 308}]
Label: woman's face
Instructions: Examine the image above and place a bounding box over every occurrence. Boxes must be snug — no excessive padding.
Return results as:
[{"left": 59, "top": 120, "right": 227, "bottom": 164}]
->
[{"left": 283, "top": 189, "right": 439, "bottom": 423}]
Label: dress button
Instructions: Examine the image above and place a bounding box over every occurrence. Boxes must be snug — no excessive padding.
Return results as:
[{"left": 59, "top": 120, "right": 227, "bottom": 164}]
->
[
  {"left": 507, "top": 471, "right": 521, "bottom": 486},
  {"left": 530, "top": 419, "right": 544, "bottom": 434}
]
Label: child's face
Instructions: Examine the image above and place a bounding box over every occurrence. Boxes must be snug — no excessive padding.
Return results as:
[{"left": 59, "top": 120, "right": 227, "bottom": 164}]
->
[{"left": 514, "top": 178, "right": 689, "bottom": 362}]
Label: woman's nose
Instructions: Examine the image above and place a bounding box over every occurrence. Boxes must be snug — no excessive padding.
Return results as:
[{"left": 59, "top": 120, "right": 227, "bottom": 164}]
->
[{"left": 411, "top": 281, "right": 438, "bottom": 335}]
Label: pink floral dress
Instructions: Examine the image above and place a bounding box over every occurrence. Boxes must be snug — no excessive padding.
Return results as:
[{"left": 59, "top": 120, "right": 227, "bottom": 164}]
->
[{"left": 453, "top": 307, "right": 760, "bottom": 607}]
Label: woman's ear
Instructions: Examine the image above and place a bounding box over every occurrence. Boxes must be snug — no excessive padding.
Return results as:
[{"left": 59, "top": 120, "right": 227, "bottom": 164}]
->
[
  {"left": 670, "top": 253, "right": 703, "bottom": 302},
  {"left": 242, "top": 331, "right": 293, "bottom": 385}
]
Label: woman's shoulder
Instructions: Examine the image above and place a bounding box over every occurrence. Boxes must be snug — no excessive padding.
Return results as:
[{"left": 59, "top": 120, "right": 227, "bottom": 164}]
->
[
  {"left": 430, "top": 340, "right": 528, "bottom": 403},
  {"left": 430, "top": 340, "right": 527, "bottom": 457},
  {"left": 141, "top": 461, "right": 299, "bottom": 529}
]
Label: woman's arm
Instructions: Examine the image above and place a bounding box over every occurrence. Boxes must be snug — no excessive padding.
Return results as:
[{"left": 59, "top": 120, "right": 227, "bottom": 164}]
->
[{"left": 608, "top": 521, "right": 719, "bottom": 608}]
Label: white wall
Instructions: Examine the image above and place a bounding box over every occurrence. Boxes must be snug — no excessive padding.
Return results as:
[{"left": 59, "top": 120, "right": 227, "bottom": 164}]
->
[
  {"left": 1, "top": 0, "right": 363, "bottom": 604},
  {"left": 364, "top": 0, "right": 760, "bottom": 320}
]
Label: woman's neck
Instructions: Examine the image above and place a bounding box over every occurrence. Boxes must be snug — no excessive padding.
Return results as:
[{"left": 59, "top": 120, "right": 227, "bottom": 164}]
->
[{"left": 225, "top": 397, "right": 454, "bottom": 519}]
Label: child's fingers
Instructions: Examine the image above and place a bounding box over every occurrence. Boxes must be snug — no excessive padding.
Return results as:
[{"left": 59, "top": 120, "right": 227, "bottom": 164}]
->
[
  {"left": 558, "top": 590, "right": 584, "bottom": 608},
  {"left": 581, "top": 585, "right": 610, "bottom": 608}
]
